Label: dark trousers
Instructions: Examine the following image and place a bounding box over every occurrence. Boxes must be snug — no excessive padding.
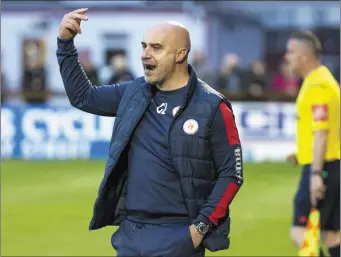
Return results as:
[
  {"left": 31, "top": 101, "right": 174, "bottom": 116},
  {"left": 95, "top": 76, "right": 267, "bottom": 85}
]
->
[
  {"left": 111, "top": 219, "right": 206, "bottom": 257},
  {"left": 293, "top": 160, "right": 340, "bottom": 231}
]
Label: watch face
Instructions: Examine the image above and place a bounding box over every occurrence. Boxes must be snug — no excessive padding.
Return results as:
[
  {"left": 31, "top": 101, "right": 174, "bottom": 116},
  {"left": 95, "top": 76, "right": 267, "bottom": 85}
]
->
[{"left": 197, "top": 222, "right": 209, "bottom": 234}]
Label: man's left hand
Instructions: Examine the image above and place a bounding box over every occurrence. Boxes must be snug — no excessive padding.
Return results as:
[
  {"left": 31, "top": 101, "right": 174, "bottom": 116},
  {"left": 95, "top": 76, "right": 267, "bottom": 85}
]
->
[
  {"left": 189, "top": 224, "right": 204, "bottom": 248},
  {"left": 310, "top": 174, "right": 326, "bottom": 207}
]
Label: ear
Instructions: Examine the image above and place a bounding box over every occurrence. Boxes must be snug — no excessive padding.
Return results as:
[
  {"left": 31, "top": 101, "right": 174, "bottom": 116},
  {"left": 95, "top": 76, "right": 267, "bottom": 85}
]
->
[
  {"left": 301, "top": 54, "right": 308, "bottom": 63},
  {"left": 175, "top": 47, "right": 188, "bottom": 63}
]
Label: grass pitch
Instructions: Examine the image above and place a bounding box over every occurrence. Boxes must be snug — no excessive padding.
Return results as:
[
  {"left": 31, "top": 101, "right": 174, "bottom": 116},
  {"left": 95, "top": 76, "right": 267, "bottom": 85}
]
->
[{"left": 1, "top": 160, "right": 299, "bottom": 256}]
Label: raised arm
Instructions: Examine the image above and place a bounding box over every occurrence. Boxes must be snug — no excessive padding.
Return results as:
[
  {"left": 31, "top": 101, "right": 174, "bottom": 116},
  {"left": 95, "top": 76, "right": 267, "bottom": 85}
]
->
[{"left": 57, "top": 8, "right": 128, "bottom": 117}]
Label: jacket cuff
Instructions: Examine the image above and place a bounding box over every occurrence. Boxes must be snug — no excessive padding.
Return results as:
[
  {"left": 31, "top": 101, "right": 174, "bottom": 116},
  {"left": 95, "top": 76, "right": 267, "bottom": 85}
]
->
[
  {"left": 193, "top": 214, "right": 214, "bottom": 228},
  {"left": 57, "top": 37, "right": 76, "bottom": 52}
]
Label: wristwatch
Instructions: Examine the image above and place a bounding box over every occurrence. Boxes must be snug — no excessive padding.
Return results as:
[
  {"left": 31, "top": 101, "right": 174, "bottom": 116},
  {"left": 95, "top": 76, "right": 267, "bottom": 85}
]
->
[
  {"left": 311, "top": 169, "right": 322, "bottom": 176},
  {"left": 194, "top": 222, "right": 210, "bottom": 235},
  {"left": 311, "top": 169, "right": 328, "bottom": 178}
]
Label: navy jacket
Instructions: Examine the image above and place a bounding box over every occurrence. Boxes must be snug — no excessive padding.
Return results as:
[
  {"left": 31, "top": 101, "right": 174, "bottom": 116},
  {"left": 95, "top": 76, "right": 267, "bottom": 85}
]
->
[{"left": 57, "top": 38, "right": 243, "bottom": 252}]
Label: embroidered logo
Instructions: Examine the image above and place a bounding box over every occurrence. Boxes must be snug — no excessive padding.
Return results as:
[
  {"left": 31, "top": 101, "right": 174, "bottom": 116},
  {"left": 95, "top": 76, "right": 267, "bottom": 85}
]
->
[{"left": 156, "top": 103, "right": 167, "bottom": 115}]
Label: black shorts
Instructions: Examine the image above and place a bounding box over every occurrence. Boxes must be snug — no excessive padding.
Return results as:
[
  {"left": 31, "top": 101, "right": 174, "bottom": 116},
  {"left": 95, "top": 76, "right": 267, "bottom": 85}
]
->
[{"left": 293, "top": 160, "right": 340, "bottom": 231}]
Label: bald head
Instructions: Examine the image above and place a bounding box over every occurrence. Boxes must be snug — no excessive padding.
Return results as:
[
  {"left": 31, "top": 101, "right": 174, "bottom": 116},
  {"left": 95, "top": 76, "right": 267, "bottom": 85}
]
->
[
  {"left": 158, "top": 21, "right": 191, "bottom": 53},
  {"left": 143, "top": 21, "right": 191, "bottom": 62},
  {"left": 141, "top": 21, "right": 191, "bottom": 87}
]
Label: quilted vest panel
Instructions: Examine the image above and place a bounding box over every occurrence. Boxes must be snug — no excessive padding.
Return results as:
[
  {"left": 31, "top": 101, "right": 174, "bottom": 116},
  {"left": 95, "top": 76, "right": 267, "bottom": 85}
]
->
[{"left": 169, "top": 85, "right": 222, "bottom": 221}]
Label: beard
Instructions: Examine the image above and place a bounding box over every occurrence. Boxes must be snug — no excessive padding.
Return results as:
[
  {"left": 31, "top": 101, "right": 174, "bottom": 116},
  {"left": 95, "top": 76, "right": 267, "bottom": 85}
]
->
[
  {"left": 144, "top": 70, "right": 166, "bottom": 86},
  {"left": 144, "top": 75, "right": 158, "bottom": 84}
]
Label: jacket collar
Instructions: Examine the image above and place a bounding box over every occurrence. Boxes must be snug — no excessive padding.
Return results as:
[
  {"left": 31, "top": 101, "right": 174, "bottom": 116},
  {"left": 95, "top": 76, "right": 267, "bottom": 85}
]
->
[{"left": 183, "top": 64, "right": 198, "bottom": 107}]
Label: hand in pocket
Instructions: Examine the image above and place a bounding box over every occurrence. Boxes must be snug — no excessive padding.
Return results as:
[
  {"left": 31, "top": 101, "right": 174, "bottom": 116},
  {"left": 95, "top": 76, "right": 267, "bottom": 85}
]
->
[{"left": 189, "top": 225, "right": 204, "bottom": 249}]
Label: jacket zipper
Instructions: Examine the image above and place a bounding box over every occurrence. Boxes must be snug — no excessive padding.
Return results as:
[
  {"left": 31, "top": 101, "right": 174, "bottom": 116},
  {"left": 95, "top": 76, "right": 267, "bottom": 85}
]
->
[
  {"left": 168, "top": 103, "right": 192, "bottom": 220},
  {"left": 91, "top": 99, "right": 152, "bottom": 229}
]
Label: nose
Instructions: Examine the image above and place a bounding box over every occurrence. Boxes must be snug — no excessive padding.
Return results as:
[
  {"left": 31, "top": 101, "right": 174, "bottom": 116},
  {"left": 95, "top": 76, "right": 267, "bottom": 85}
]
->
[{"left": 141, "top": 48, "right": 151, "bottom": 60}]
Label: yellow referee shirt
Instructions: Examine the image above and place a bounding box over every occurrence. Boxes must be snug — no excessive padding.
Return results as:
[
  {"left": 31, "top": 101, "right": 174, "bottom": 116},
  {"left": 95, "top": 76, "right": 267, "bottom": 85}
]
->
[{"left": 296, "top": 65, "right": 340, "bottom": 165}]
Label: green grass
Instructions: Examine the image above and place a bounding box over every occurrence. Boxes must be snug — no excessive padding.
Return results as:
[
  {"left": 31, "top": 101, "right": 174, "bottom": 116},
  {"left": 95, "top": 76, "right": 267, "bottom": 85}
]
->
[{"left": 1, "top": 160, "right": 300, "bottom": 256}]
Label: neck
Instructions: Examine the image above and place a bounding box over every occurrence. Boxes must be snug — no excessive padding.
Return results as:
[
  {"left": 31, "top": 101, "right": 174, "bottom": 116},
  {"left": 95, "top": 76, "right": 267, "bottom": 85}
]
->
[
  {"left": 157, "top": 64, "right": 190, "bottom": 91},
  {"left": 301, "top": 60, "right": 321, "bottom": 78}
]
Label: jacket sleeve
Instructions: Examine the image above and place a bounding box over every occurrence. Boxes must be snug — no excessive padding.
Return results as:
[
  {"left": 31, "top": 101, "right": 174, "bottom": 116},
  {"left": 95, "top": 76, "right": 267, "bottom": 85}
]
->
[
  {"left": 56, "top": 37, "right": 128, "bottom": 117},
  {"left": 194, "top": 101, "right": 243, "bottom": 227}
]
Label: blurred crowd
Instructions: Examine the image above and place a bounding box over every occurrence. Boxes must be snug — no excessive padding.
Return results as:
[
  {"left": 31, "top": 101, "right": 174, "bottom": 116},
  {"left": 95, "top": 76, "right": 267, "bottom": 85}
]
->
[
  {"left": 1, "top": 41, "right": 136, "bottom": 104},
  {"left": 193, "top": 51, "right": 305, "bottom": 102},
  {"left": 1, "top": 44, "right": 339, "bottom": 104}
]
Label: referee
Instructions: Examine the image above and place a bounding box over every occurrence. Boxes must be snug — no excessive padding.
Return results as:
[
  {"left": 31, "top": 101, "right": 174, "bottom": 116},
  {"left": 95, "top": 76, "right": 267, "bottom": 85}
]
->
[
  {"left": 285, "top": 31, "right": 340, "bottom": 257},
  {"left": 57, "top": 8, "right": 243, "bottom": 256}
]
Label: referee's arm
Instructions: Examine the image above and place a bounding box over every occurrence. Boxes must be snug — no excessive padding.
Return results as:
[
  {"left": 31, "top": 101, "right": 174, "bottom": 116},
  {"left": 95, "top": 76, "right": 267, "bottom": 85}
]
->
[
  {"left": 194, "top": 102, "right": 243, "bottom": 227},
  {"left": 310, "top": 87, "right": 329, "bottom": 173}
]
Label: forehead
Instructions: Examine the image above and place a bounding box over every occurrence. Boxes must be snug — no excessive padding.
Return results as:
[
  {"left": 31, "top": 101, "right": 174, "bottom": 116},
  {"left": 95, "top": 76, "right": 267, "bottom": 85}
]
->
[
  {"left": 143, "top": 27, "right": 169, "bottom": 45},
  {"left": 286, "top": 38, "right": 305, "bottom": 51}
]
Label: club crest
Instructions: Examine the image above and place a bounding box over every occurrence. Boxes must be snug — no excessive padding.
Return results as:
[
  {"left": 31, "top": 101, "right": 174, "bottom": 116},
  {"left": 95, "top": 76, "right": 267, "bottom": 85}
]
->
[
  {"left": 183, "top": 119, "right": 199, "bottom": 135},
  {"left": 173, "top": 106, "right": 181, "bottom": 116}
]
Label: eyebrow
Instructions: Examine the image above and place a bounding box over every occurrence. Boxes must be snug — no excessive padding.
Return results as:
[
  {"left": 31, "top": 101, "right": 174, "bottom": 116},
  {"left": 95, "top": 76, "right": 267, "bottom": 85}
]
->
[{"left": 141, "top": 42, "right": 163, "bottom": 48}]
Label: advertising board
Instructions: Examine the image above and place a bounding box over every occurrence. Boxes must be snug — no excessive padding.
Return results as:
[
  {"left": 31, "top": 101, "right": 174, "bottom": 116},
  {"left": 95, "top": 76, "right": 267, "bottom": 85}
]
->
[{"left": 1, "top": 102, "right": 297, "bottom": 161}]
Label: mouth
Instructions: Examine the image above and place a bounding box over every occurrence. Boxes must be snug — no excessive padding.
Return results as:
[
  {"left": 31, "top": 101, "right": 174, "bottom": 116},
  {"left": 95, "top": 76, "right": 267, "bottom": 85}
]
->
[{"left": 143, "top": 64, "right": 156, "bottom": 72}]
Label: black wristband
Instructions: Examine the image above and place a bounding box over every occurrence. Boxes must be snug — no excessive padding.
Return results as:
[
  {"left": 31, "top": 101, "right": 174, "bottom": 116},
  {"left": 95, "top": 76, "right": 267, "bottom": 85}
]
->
[{"left": 311, "top": 169, "right": 322, "bottom": 176}]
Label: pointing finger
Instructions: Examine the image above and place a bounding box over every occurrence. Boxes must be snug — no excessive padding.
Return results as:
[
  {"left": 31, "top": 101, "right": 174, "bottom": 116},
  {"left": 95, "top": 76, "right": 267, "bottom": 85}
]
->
[
  {"left": 68, "top": 13, "right": 88, "bottom": 21},
  {"left": 72, "top": 8, "right": 88, "bottom": 14}
]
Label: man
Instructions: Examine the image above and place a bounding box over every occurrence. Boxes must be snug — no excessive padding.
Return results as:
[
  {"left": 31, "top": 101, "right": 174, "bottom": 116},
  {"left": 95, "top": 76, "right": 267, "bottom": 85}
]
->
[
  {"left": 285, "top": 31, "right": 340, "bottom": 257},
  {"left": 216, "top": 53, "right": 247, "bottom": 98},
  {"left": 22, "top": 40, "right": 48, "bottom": 103},
  {"left": 78, "top": 49, "right": 100, "bottom": 86},
  {"left": 246, "top": 60, "right": 268, "bottom": 100},
  {"left": 57, "top": 8, "right": 243, "bottom": 257},
  {"left": 107, "top": 54, "right": 135, "bottom": 85}
]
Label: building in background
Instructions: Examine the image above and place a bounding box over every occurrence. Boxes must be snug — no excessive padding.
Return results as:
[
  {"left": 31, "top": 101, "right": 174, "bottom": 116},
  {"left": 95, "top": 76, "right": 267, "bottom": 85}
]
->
[{"left": 1, "top": 1, "right": 207, "bottom": 102}]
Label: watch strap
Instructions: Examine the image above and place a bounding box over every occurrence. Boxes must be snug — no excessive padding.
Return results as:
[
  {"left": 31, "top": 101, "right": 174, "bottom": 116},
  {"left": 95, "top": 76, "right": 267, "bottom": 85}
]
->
[{"left": 311, "top": 169, "right": 328, "bottom": 178}]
